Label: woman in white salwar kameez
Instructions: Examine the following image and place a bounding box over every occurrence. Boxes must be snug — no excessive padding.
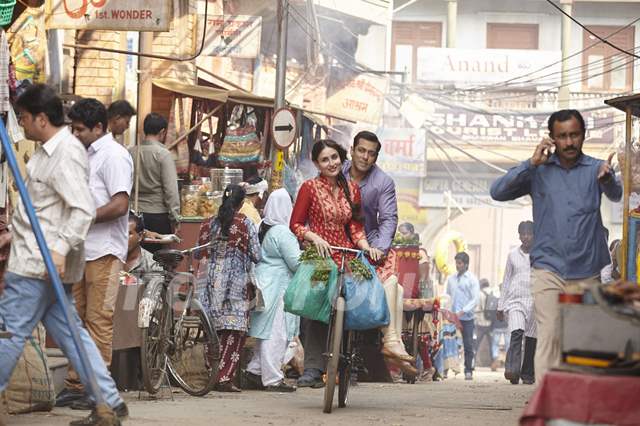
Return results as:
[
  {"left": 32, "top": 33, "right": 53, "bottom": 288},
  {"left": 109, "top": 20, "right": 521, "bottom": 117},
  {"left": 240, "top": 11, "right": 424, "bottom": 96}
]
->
[{"left": 245, "top": 189, "right": 300, "bottom": 392}]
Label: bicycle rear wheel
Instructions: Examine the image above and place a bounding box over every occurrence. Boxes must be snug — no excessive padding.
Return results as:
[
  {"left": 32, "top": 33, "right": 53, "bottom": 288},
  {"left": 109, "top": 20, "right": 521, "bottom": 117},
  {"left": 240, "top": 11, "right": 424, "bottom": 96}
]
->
[
  {"left": 141, "top": 298, "right": 169, "bottom": 394},
  {"left": 323, "top": 296, "right": 345, "bottom": 414},
  {"left": 337, "top": 330, "right": 352, "bottom": 408},
  {"left": 167, "top": 299, "right": 219, "bottom": 396}
]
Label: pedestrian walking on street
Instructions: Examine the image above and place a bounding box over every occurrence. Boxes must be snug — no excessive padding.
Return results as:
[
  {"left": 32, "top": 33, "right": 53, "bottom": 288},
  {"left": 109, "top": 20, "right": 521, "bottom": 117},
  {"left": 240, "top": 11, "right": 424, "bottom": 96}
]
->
[
  {"left": 129, "top": 113, "right": 180, "bottom": 253},
  {"left": 244, "top": 188, "right": 300, "bottom": 393},
  {"left": 56, "top": 98, "right": 133, "bottom": 411},
  {"left": 474, "top": 279, "right": 499, "bottom": 371},
  {"left": 196, "top": 184, "right": 261, "bottom": 393},
  {"left": 290, "top": 139, "right": 383, "bottom": 388},
  {"left": 0, "top": 84, "right": 128, "bottom": 424},
  {"left": 446, "top": 252, "right": 480, "bottom": 380},
  {"left": 498, "top": 221, "right": 537, "bottom": 385},
  {"left": 490, "top": 109, "right": 622, "bottom": 382}
]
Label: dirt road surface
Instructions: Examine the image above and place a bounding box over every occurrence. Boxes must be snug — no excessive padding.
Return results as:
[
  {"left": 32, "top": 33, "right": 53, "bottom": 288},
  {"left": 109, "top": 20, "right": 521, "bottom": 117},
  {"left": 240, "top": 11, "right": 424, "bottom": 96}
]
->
[{"left": 8, "top": 369, "right": 534, "bottom": 425}]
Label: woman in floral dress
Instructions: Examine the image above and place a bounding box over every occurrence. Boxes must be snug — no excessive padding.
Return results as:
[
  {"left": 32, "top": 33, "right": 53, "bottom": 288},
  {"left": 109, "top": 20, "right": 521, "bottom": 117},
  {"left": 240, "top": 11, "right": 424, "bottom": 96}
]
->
[
  {"left": 196, "top": 184, "right": 261, "bottom": 392},
  {"left": 290, "top": 139, "right": 382, "bottom": 387}
]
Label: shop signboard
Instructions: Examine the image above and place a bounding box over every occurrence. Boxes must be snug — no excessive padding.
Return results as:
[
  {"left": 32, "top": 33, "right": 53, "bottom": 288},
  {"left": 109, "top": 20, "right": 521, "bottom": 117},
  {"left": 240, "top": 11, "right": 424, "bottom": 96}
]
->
[
  {"left": 416, "top": 48, "right": 561, "bottom": 86},
  {"left": 326, "top": 74, "right": 388, "bottom": 125},
  {"left": 45, "top": 0, "right": 171, "bottom": 31},
  {"left": 376, "top": 128, "right": 427, "bottom": 178},
  {"left": 425, "top": 106, "right": 617, "bottom": 145},
  {"left": 198, "top": 15, "right": 262, "bottom": 58}
]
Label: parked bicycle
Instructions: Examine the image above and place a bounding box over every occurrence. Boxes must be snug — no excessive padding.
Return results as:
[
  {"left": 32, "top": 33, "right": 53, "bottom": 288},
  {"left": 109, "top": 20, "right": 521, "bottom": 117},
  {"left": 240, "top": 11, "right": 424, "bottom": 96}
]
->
[
  {"left": 323, "top": 246, "right": 367, "bottom": 414},
  {"left": 138, "top": 243, "right": 220, "bottom": 396}
]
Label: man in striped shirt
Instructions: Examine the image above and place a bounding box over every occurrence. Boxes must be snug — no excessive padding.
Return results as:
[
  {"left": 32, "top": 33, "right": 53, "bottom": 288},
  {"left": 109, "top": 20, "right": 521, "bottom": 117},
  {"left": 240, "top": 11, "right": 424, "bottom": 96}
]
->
[{"left": 497, "top": 221, "right": 537, "bottom": 385}]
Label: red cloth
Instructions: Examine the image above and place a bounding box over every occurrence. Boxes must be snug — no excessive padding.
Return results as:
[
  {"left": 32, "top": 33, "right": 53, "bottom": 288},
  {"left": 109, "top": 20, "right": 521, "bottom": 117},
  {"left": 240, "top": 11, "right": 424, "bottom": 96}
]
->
[
  {"left": 290, "top": 176, "right": 366, "bottom": 265},
  {"left": 520, "top": 371, "right": 640, "bottom": 426},
  {"left": 216, "top": 330, "right": 246, "bottom": 384}
]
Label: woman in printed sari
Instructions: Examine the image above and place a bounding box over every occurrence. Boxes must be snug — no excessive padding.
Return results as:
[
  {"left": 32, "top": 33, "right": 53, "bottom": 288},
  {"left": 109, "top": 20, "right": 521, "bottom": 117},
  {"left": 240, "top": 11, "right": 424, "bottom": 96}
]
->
[{"left": 196, "top": 184, "right": 261, "bottom": 392}]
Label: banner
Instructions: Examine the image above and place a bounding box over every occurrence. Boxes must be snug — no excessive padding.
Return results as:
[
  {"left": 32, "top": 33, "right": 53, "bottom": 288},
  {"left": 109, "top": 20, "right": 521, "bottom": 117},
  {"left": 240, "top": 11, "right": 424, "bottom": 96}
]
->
[
  {"left": 326, "top": 74, "right": 388, "bottom": 125},
  {"left": 45, "top": 0, "right": 171, "bottom": 31},
  {"left": 198, "top": 15, "right": 262, "bottom": 58},
  {"left": 376, "top": 128, "right": 426, "bottom": 178},
  {"left": 419, "top": 172, "right": 498, "bottom": 209}
]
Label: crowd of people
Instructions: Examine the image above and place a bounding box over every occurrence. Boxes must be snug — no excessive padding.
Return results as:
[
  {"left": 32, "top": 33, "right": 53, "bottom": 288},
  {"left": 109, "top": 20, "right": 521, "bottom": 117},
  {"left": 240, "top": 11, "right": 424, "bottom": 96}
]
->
[{"left": 0, "top": 83, "right": 623, "bottom": 425}]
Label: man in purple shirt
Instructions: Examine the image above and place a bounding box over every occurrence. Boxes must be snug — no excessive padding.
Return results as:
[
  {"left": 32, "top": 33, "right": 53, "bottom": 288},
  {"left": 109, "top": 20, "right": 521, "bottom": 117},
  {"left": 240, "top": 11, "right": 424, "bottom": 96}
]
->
[{"left": 343, "top": 131, "right": 416, "bottom": 373}]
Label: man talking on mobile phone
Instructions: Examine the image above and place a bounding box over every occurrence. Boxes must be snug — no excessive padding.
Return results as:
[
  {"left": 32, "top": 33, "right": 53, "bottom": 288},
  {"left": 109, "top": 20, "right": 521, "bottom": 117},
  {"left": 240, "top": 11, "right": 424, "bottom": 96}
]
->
[{"left": 490, "top": 109, "right": 622, "bottom": 383}]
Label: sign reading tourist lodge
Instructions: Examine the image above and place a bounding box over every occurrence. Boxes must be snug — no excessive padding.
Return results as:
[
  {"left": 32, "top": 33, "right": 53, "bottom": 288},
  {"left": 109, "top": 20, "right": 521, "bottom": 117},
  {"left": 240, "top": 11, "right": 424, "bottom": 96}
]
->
[{"left": 45, "top": 0, "right": 171, "bottom": 31}]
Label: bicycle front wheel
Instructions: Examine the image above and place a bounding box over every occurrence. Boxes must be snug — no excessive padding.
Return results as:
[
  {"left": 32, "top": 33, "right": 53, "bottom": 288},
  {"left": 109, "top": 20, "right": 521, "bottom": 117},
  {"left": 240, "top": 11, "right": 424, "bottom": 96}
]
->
[
  {"left": 167, "top": 299, "right": 220, "bottom": 396},
  {"left": 323, "top": 296, "right": 345, "bottom": 414},
  {"left": 141, "top": 298, "right": 169, "bottom": 394},
  {"left": 337, "top": 330, "right": 352, "bottom": 408}
]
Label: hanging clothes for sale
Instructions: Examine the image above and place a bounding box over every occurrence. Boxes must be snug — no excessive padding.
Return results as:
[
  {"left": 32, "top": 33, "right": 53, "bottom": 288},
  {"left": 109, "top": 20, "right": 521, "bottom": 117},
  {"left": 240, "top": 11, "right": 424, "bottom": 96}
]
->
[{"left": 0, "top": 30, "right": 11, "bottom": 113}]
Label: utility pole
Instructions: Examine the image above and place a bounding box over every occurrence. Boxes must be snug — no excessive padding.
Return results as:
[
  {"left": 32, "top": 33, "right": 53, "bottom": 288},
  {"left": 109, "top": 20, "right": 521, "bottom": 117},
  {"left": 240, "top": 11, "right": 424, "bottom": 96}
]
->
[
  {"left": 135, "top": 31, "right": 153, "bottom": 212},
  {"left": 559, "top": 0, "right": 573, "bottom": 108},
  {"left": 270, "top": 0, "right": 289, "bottom": 190},
  {"left": 275, "top": 0, "right": 289, "bottom": 110}
]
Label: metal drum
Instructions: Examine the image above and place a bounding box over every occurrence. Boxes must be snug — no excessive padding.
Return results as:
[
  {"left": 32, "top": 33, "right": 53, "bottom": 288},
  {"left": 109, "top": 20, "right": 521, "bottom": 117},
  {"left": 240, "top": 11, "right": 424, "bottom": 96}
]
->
[{"left": 210, "top": 168, "right": 243, "bottom": 192}]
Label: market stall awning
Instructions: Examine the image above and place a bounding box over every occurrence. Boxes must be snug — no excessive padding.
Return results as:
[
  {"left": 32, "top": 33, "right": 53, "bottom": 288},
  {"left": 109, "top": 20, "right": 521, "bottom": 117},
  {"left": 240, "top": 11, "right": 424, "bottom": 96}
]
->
[
  {"left": 605, "top": 94, "right": 640, "bottom": 117},
  {"left": 153, "top": 78, "right": 229, "bottom": 103},
  {"left": 153, "top": 78, "right": 276, "bottom": 108}
]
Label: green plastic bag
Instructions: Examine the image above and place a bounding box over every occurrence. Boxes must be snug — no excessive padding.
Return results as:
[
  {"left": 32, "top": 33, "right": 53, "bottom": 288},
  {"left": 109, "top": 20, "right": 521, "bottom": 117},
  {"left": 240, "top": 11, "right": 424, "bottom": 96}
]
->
[{"left": 284, "top": 259, "right": 338, "bottom": 324}]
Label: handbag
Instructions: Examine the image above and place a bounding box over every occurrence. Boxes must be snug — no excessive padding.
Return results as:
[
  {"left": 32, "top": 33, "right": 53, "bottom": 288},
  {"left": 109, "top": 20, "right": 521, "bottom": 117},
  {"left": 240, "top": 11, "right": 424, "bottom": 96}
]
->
[
  {"left": 218, "top": 105, "right": 262, "bottom": 164},
  {"left": 344, "top": 253, "right": 390, "bottom": 331},
  {"left": 247, "top": 263, "right": 265, "bottom": 312},
  {"left": 284, "top": 259, "right": 338, "bottom": 324}
]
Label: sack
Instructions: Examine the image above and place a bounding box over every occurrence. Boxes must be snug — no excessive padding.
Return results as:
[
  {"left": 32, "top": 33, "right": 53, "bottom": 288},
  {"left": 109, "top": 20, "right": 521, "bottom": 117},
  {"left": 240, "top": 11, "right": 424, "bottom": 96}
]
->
[
  {"left": 284, "top": 260, "right": 338, "bottom": 324},
  {"left": 484, "top": 291, "right": 499, "bottom": 322},
  {"left": 219, "top": 106, "right": 261, "bottom": 164},
  {"left": 344, "top": 254, "right": 390, "bottom": 331},
  {"left": 2, "top": 324, "right": 54, "bottom": 414}
]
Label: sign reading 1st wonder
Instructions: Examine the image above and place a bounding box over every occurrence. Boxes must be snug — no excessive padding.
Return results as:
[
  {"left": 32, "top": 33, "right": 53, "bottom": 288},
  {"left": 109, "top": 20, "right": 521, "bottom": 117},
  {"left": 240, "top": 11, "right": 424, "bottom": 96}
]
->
[{"left": 45, "top": 0, "right": 171, "bottom": 31}]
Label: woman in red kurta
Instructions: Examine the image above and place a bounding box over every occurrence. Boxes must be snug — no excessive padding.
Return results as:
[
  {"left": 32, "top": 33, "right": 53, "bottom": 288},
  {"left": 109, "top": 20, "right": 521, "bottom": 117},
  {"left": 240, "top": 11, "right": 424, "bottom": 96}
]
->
[{"left": 290, "top": 139, "right": 380, "bottom": 388}]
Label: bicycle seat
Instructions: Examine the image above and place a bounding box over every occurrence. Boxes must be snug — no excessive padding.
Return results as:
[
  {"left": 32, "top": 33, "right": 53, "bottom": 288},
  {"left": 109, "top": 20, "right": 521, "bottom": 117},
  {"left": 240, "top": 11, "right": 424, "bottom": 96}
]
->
[{"left": 153, "top": 249, "right": 185, "bottom": 270}]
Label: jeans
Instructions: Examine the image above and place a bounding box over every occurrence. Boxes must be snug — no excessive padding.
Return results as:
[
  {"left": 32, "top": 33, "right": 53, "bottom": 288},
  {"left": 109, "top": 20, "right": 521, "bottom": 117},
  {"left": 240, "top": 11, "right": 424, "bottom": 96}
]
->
[
  {"left": 0, "top": 272, "right": 123, "bottom": 408},
  {"left": 492, "top": 327, "right": 511, "bottom": 357},
  {"left": 475, "top": 325, "right": 497, "bottom": 361},
  {"left": 460, "top": 319, "right": 475, "bottom": 374}
]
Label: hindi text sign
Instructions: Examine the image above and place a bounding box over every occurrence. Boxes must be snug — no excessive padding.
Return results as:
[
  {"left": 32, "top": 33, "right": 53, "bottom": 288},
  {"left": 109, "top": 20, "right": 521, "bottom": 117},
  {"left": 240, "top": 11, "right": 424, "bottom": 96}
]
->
[
  {"left": 326, "top": 74, "right": 388, "bottom": 125},
  {"left": 376, "top": 128, "right": 426, "bottom": 178},
  {"left": 198, "top": 15, "right": 262, "bottom": 58}
]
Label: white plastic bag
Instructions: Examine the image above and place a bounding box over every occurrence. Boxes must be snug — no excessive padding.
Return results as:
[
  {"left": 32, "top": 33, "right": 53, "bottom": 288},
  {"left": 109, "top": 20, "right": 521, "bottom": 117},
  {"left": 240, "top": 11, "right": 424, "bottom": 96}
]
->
[{"left": 6, "top": 106, "right": 24, "bottom": 144}]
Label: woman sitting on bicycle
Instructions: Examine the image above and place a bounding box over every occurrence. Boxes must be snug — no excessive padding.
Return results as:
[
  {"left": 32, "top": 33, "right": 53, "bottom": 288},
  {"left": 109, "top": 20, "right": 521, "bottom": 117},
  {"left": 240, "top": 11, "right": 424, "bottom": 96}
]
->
[
  {"left": 196, "top": 184, "right": 261, "bottom": 393},
  {"left": 290, "top": 139, "right": 414, "bottom": 387}
]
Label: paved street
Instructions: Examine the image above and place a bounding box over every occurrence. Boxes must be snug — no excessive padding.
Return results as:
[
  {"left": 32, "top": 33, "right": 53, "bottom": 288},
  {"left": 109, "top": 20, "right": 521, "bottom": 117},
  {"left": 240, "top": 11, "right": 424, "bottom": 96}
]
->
[{"left": 9, "top": 369, "right": 534, "bottom": 425}]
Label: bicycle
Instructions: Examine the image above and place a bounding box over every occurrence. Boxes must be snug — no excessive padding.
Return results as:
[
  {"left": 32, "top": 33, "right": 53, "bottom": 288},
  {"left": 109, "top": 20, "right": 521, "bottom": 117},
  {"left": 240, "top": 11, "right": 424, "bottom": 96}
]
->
[
  {"left": 138, "top": 242, "right": 220, "bottom": 396},
  {"left": 323, "top": 245, "right": 366, "bottom": 414}
]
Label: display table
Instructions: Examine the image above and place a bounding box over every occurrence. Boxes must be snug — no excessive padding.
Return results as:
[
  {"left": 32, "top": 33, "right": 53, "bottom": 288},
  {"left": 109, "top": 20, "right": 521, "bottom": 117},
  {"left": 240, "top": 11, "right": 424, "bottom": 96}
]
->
[{"left": 520, "top": 371, "right": 640, "bottom": 426}]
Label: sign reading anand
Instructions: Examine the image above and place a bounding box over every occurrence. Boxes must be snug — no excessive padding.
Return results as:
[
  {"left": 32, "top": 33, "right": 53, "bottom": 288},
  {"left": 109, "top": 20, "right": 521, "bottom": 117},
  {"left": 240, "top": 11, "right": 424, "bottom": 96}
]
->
[{"left": 45, "top": 0, "right": 171, "bottom": 31}]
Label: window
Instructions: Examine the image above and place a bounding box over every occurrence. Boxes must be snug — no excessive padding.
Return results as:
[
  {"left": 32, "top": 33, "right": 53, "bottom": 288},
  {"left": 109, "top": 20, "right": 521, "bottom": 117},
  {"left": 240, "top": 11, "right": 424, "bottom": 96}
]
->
[
  {"left": 391, "top": 21, "right": 442, "bottom": 83},
  {"left": 582, "top": 26, "right": 634, "bottom": 92},
  {"left": 487, "top": 23, "right": 539, "bottom": 50}
]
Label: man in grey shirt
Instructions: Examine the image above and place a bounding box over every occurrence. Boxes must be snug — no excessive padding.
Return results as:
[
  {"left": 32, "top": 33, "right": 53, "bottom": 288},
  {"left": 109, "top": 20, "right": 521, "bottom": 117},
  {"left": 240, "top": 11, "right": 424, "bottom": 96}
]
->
[
  {"left": 129, "top": 113, "right": 180, "bottom": 253},
  {"left": 0, "top": 84, "right": 127, "bottom": 423},
  {"left": 491, "top": 109, "right": 622, "bottom": 382}
]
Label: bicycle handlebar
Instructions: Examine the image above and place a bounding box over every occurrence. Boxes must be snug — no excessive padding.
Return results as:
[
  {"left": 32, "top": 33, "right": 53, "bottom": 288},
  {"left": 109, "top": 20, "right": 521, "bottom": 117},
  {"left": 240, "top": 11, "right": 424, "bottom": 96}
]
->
[
  {"left": 181, "top": 242, "right": 213, "bottom": 255},
  {"left": 329, "top": 246, "right": 362, "bottom": 254}
]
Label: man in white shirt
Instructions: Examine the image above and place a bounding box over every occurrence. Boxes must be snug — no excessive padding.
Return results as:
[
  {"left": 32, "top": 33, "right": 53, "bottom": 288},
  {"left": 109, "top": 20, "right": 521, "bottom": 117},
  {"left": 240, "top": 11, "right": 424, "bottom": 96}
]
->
[
  {"left": 57, "top": 98, "right": 133, "bottom": 410},
  {"left": 497, "top": 221, "right": 537, "bottom": 385},
  {"left": 0, "top": 84, "right": 127, "bottom": 424}
]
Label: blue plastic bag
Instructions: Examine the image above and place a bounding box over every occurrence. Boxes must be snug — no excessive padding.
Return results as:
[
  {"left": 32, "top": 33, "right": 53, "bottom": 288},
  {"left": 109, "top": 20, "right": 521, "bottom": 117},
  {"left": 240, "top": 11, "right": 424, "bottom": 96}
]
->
[{"left": 344, "top": 255, "right": 390, "bottom": 330}]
